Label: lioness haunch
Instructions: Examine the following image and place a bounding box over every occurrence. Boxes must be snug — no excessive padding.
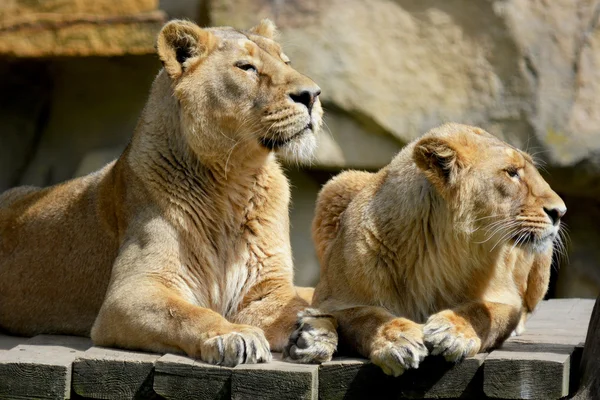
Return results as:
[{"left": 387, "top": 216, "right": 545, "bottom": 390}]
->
[
  {"left": 312, "top": 123, "right": 566, "bottom": 376},
  {"left": 0, "top": 19, "right": 337, "bottom": 366}
]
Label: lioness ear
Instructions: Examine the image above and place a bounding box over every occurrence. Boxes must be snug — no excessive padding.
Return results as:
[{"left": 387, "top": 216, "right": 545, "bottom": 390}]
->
[
  {"left": 157, "top": 20, "right": 216, "bottom": 79},
  {"left": 249, "top": 19, "right": 277, "bottom": 39},
  {"left": 413, "top": 137, "right": 463, "bottom": 190}
]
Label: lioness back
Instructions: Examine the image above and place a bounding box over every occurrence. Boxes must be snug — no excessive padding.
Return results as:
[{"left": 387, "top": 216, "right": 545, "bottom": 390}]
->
[
  {"left": 0, "top": 162, "right": 119, "bottom": 336},
  {"left": 312, "top": 170, "right": 373, "bottom": 264}
]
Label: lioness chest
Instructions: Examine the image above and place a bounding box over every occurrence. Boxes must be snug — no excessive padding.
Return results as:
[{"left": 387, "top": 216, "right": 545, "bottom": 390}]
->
[{"left": 161, "top": 164, "right": 291, "bottom": 318}]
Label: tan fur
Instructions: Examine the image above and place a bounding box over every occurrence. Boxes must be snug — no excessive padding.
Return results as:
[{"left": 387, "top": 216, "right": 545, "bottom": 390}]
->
[
  {"left": 0, "top": 19, "right": 337, "bottom": 366},
  {"left": 312, "top": 123, "right": 566, "bottom": 376}
]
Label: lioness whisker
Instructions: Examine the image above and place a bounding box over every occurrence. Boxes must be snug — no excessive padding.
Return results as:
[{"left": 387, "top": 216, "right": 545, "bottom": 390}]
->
[
  {"left": 482, "top": 221, "right": 516, "bottom": 236},
  {"left": 477, "top": 220, "right": 520, "bottom": 244},
  {"left": 509, "top": 229, "right": 528, "bottom": 253},
  {"left": 472, "top": 214, "right": 505, "bottom": 222},
  {"left": 321, "top": 119, "right": 335, "bottom": 140},
  {"left": 489, "top": 225, "right": 521, "bottom": 252}
]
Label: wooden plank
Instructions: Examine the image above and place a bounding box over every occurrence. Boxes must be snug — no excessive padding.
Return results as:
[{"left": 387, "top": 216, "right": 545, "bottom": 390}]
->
[
  {"left": 0, "top": 334, "right": 92, "bottom": 400},
  {"left": 231, "top": 354, "right": 318, "bottom": 400},
  {"left": 418, "top": 353, "right": 486, "bottom": 398},
  {"left": 72, "top": 346, "right": 161, "bottom": 399},
  {"left": 572, "top": 296, "right": 600, "bottom": 399},
  {"left": 153, "top": 353, "right": 233, "bottom": 400},
  {"left": 527, "top": 299, "right": 595, "bottom": 329},
  {"left": 509, "top": 331, "right": 586, "bottom": 345},
  {"left": 482, "top": 299, "right": 596, "bottom": 399},
  {"left": 318, "top": 357, "right": 377, "bottom": 400},
  {"left": 318, "top": 354, "right": 486, "bottom": 399},
  {"left": 484, "top": 350, "right": 570, "bottom": 399}
]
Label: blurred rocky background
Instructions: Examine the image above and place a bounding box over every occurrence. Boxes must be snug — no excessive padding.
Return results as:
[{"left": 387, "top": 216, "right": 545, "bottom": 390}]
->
[{"left": 1, "top": 0, "right": 598, "bottom": 297}]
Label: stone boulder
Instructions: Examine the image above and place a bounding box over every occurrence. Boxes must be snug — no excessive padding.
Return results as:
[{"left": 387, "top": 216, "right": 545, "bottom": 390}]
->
[
  {"left": 212, "top": 0, "right": 600, "bottom": 192},
  {"left": 0, "top": 0, "right": 166, "bottom": 57}
]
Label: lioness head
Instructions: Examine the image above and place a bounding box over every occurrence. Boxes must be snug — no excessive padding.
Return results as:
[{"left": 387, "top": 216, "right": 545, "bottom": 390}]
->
[
  {"left": 413, "top": 123, "right": 566, "bottom": 253},
  {"left": 156, "top": 19, "right": 322, "bottom": 164}
]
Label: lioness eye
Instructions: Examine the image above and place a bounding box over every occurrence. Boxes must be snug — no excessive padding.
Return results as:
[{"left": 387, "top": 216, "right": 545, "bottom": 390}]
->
[
  {"left": 506, "top": 167, "right": 520, "bottom": 179},
  {"left": 236, "top": 62, "right": 257, "bottom": 73}
]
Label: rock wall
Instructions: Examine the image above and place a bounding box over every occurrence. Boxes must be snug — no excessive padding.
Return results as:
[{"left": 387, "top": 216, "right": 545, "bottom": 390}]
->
[
  {"left": 0, "top": 0, "right": 598, "bottom": 294},
  {"left": 211, "top": 0, "right": 600, "bottom": 296},
  {"left": 213, "top": 0, "right": 600, "bottom": 181}
]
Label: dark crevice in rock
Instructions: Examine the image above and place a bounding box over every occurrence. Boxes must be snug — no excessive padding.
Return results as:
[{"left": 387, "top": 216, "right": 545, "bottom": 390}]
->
[
  {"left": 321, "top": 101, "right": 404, "bottom": 145},
  {"left": 197, "top": 0, "right": 212, "bottom": 27},
  {"left": 524, "top": 54, "right": 539, "bottom": 88},
  {"left": 0, "top": 59, "right": 53, "bottom": 192},
  {"left": 545, "top": 156, "right": 600, "bottom": 199},
  {"left": 573, "top": 1, "right": 600, "bottom": 76},
  {"left": 14, "top": 74, "right": 53, "bottom": 189}
]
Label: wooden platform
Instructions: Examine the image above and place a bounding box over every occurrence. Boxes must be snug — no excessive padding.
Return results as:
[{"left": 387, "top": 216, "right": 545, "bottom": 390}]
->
[{"left": 0, "top": 299, "right": 594, "bottom": 400}]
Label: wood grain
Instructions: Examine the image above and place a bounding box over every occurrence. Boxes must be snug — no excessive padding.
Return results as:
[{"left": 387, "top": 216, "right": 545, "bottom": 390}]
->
[
  {"left": 72, "top": 346, "right": 161, "bottom": 399},
  {"left": 0, "top": 335, "right": 91, "bottom": 399}
]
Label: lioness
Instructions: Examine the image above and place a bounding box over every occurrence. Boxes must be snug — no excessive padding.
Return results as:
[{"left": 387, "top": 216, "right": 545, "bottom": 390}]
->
[
  {"left": 0, "top": 19, "right": 337, "bottom": 366},
  {"left": 312, "top": 123, "right": 566, "bottom": 376}
]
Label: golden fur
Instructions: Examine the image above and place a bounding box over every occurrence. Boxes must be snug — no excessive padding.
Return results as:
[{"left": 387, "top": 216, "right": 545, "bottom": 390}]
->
[
  {"left": 312, "top": 123, "right": 566, "bottom": 376},
  {"left": 0, "top": 19, "right": 337, "bottom": 366}
]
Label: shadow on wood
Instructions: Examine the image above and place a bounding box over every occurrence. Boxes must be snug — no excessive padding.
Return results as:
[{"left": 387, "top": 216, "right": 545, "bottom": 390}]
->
[{"left": 573, "top": 295, "right": 600, "bottom": 400}]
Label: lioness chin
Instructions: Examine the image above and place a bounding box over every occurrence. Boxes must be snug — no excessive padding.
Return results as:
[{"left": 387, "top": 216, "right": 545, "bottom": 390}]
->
[
  {"left": 312, "top": 123, "right": 566, "bottom": 376},
  {"left": 0, "top": 19, "right": 337, "bottom": 366}
]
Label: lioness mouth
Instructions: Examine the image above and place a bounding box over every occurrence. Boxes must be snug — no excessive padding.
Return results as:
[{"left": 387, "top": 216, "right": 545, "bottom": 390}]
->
[
  {"left": 260, "top": 124, "right": 311, "bottom": 150},
  {"left": 513, "top": 231, "right": 554, "bottom": 247}
]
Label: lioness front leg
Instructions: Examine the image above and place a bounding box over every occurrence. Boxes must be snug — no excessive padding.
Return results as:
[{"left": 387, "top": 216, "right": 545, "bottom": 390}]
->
[
  {"left": 233, "top": 283, "right": 338, "bottom": 364},
  {"left": 92, "top": 281, "right": 271, "bottom": 366},
  {"left": 423, "top": 301, "right": 522, "bottom": 362},
  {"left": 328, "top": 304, "right": 427, "bottom": 376},
  {"left": 91, "top": 227, "right": 271, "bottom": 367}
]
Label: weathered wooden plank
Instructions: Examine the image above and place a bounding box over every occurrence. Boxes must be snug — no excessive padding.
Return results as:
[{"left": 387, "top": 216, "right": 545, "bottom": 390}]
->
[
  {"left": 417, "top": 353, "right": 486, "bottom": 399},
  {"left": 153, "top": 353, "right": 233, "bottom": 400},
  {"left": 231, "top": 354, "right": 318, "bottom": 400},
  {"left": 527, "top": 299, "right": 595, "bottom": 329},
  {"left": 509, "top": 334, "right": 584, "bottom": 346},
  {"left": 72, "top": 346, "right": 161, "bottom": 399},
  {"left": 573, "top": 296, "right": 600, "bottom": 400},
  {"left": 484, "top": 348, "right": 571, "bottom": 399},
  {"left": 0, "top": 334, "right": 92, "bottom": 400},
  {"left": 319, "top": 354, "right": 486, "bottom": 400},
  {"left": 482, "top": 299, "right": 596, "bottom": 399}
]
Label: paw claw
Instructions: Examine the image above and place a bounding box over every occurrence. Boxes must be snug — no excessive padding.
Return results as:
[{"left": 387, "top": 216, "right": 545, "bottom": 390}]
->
[
  {"left": 284, "top": 309, "right": 338, "bottom": 364},
  {"left": 199, "top": 325, "right": 271, "bottom": 367},
  {"left": 423, "top": 312, "right": 481, "bottom": 363},
  {"left": 370, "top": 321, "right": 428, "bottom": 376}
]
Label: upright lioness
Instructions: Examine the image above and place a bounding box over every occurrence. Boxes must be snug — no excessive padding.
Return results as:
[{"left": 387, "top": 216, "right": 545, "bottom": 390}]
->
[
  {"left": 0, "top": 19, "right": 337, "bottom": 366},
  {"left": 312, "top": 123, "right": 566, "bottom": 376}
]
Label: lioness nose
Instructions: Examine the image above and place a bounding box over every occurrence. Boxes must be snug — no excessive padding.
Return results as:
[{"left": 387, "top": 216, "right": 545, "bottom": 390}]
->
[
  {"left": 544, "top": 206, "right": 566, "bottom": 225},
  {"left": 289, "top": 87, "right": 321, "bottom": 112}
]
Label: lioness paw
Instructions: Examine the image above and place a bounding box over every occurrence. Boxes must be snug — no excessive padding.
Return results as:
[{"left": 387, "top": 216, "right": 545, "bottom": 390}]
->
[
  {"left": 370, "top": 318, "right": 428, "bottom": 377},
  {"left": 423, "top": 311, "right": 481, "bottom": 362},
  {"left": 283, "top": 308, "right": 338, "bottom": 364},
  {"left": 200, "top": 325, "right": 271, "bottom": 367}
]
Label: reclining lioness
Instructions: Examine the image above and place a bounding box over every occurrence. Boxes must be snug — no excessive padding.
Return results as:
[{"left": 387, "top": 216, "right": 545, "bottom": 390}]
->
[
  {"left": 0, "top": 19, "right": 337, "bottom": 366},
  {"left": 312, "top": 123, "right": 566, "bottom": 376}
]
